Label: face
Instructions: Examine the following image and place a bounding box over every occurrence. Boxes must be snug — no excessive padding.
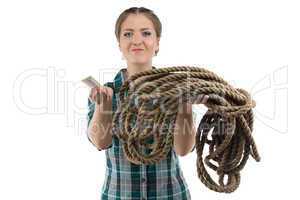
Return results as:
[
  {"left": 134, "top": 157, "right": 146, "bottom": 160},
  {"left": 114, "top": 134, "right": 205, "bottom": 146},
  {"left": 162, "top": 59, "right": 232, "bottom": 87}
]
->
[{"left": 119, "top": 14, "right": 160, "bottom": 65}]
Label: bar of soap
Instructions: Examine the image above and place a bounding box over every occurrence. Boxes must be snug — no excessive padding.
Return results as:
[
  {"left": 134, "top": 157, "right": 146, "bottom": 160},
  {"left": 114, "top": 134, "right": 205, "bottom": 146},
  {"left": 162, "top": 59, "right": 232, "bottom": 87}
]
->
[
  {"left": 81, "top": 76, "right": 101, "bottom": 88},
  {"left": 82, "top": 76, "right": 102, "bottom": 104}
]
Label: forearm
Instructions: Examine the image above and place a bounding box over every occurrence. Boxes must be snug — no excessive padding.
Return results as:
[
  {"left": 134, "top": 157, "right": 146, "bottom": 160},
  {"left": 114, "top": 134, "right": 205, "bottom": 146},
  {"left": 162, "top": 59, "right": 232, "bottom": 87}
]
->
[
  {"left": 88, "top": 103, "right": 113, "bottom": 150},
  {"left": 173, "top": 103, "right": 196, "bottom": 156}
]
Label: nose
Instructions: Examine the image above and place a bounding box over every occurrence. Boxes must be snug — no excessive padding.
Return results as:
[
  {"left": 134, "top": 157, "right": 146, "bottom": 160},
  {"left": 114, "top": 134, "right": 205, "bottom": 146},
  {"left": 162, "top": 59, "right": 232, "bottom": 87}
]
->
[{"left": 132, "top": 33, "right": 143, "bottom": 45}]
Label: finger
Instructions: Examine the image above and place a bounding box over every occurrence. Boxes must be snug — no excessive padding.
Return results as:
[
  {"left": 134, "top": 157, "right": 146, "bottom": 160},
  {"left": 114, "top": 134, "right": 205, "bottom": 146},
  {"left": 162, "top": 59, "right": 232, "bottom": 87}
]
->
[
  {"left": 94, "top": 87, "right": 100, "bottom": 97},
  {"left": 194, "top": 94, "right": 204, "bottom": 104},
  {"left": 98, "top": 88, "right": 107, "bottom": 102},
  {"left": 93, "top": 88, "right": 101, "bottom": 102},
  {"left": 93, "top": 87, "right": 99, "bottom": 96},
  {"left": 202, "top": 95, "right": 209, "bottom": 104},
  {"left": 103, "top": 87, "right": 110, "bottom": 101},
  {"left": 96, "top": 87, "right": 101, "bottom": 95},
  {"left": 108, "top": 88, "right": 113, "bottom": 100},
  {"left": 89, "top": 89, "right": 93, "bottom": 100},
  {"left": 106, "top": 88, "right": 113, "bottom": 101},
  {"left": 99, "top": 87, "right": 108, "bottom": 104},
  {"left": 92, "top": 92, "right": 97, "bottom": 102},
  {"left": 102, "top": 87, "right": 108, "bottom": 98},
  {"left": 90, "top": 89, "right": 95, "bottom": 100},
  {"left": 200, "top": 94, "right": 205, "bottom": 103}
]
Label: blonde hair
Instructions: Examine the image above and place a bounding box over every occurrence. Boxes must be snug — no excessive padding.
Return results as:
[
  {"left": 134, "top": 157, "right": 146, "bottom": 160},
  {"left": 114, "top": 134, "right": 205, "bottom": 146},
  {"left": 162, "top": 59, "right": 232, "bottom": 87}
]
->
[{"left": 115, "top": 7, "right": 162, "bottom": 55}]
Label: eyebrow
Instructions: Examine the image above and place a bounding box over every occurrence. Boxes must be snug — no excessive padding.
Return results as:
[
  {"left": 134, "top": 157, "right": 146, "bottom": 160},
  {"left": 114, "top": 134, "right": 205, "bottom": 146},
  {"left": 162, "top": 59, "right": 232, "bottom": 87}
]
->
[{"left": 122, "top": 28, "right": 151, "bottom": 32}]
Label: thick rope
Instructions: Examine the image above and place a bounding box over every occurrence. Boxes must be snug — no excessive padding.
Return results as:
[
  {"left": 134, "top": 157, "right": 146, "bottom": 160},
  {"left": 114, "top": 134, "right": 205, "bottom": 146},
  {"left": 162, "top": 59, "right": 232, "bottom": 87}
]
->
[{"left": 111, "top": 66, "right": 260, "bottom": 193}]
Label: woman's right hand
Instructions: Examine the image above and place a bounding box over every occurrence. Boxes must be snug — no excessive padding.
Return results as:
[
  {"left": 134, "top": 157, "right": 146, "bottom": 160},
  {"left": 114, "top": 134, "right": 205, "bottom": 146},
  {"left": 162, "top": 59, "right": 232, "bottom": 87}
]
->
[{"left": 89, "top": 86, "right": 113, "bottom": 105}]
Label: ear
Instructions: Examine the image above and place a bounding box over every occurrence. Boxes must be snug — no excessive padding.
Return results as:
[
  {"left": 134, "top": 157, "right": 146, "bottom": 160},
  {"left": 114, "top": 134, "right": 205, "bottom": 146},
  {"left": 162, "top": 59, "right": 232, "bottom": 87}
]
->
[{"left": 156, "top": 37, "right": 160, "bottom": 51}]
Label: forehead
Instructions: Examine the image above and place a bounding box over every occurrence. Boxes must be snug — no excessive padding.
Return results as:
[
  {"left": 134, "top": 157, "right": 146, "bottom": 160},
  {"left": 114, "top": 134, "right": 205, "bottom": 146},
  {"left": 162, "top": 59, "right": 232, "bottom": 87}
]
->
[{"left": 121, "top": 14, "right": 155, "bottom": 31}]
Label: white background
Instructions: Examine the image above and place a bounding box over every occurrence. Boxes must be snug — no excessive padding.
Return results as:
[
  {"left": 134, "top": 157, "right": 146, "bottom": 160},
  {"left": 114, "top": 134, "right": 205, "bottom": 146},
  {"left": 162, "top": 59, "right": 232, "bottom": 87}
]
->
[{"left": 0, "top": 0, "right": 299, "bottom": 199}]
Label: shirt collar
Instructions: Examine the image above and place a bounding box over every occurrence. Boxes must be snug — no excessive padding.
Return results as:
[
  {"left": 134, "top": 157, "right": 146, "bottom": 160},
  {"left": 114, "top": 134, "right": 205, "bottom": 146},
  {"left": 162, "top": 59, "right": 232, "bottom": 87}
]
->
[{"left": 113, "top": 66, "right": 156, "bottom": 84}]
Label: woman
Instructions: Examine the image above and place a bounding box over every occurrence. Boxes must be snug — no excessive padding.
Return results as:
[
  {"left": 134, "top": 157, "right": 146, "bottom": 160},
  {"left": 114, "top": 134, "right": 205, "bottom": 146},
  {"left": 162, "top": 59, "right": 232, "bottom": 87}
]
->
[{"left": 87, "top": 7, "right": 207, "bottom": 200}]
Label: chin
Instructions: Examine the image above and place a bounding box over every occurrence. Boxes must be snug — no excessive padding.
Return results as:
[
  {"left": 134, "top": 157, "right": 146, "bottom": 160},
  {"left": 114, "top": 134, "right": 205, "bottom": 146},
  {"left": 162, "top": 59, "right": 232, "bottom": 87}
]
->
[
  {"left": 132, "top": 62, "right": 148, "bottom": 66},
  {"left": 131, "top": 58, "right": 150, "bottom": 65}
]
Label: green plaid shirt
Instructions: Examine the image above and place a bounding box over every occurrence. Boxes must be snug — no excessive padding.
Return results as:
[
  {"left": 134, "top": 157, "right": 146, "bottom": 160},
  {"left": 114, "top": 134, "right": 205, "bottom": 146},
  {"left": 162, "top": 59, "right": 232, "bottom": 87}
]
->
[{"left": 87, "top": 68, "right": 192, "bottom": 200}]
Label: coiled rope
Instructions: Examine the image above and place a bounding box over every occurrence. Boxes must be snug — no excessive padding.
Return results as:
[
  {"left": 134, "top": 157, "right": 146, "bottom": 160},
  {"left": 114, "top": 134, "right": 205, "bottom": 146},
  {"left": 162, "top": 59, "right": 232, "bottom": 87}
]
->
[{"left": 111, "top": 66, "right": 260, "bottom": 193}]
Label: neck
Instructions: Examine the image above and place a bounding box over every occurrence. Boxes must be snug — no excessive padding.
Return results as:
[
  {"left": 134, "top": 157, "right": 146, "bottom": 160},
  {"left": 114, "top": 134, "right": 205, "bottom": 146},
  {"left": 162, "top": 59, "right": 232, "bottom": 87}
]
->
[{"left": 126, "top": 61, "right": 153, "bottom": 78}]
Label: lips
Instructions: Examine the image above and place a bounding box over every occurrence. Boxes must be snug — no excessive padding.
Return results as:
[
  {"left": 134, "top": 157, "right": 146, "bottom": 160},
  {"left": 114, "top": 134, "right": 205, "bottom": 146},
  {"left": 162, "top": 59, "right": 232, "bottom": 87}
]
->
[{"left": 132, "top": 48, "right": 144, "bottom": 52}]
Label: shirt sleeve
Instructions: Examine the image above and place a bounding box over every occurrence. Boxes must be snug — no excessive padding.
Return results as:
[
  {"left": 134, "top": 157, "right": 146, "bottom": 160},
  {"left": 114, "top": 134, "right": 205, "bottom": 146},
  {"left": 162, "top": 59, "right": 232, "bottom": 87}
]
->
[{"left": 86, "top": 82, "right": 113, "bottom": 151}]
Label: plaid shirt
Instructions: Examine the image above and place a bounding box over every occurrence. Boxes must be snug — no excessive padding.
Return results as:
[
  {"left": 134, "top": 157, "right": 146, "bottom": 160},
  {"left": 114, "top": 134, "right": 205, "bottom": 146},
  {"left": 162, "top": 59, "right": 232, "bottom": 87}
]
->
[{"left": 87, "top": 67, "right": 192, "bottom": 200}]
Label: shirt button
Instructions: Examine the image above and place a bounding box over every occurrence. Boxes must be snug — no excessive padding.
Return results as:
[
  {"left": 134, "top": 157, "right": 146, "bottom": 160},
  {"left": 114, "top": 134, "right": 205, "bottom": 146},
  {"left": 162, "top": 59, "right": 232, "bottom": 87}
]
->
[{"left": 141, "top": 177, "right": 146, "bottom": 183}]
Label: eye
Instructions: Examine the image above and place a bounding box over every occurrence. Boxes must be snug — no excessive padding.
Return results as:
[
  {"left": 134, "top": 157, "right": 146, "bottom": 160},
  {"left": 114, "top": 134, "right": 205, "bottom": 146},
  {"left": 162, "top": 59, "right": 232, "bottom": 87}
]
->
[
  {"left": 142, "top": 31, "right": 152, "bottom": 36},
  {"left": 123, "top": 32, "right": 132, "bottom": 38}
]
